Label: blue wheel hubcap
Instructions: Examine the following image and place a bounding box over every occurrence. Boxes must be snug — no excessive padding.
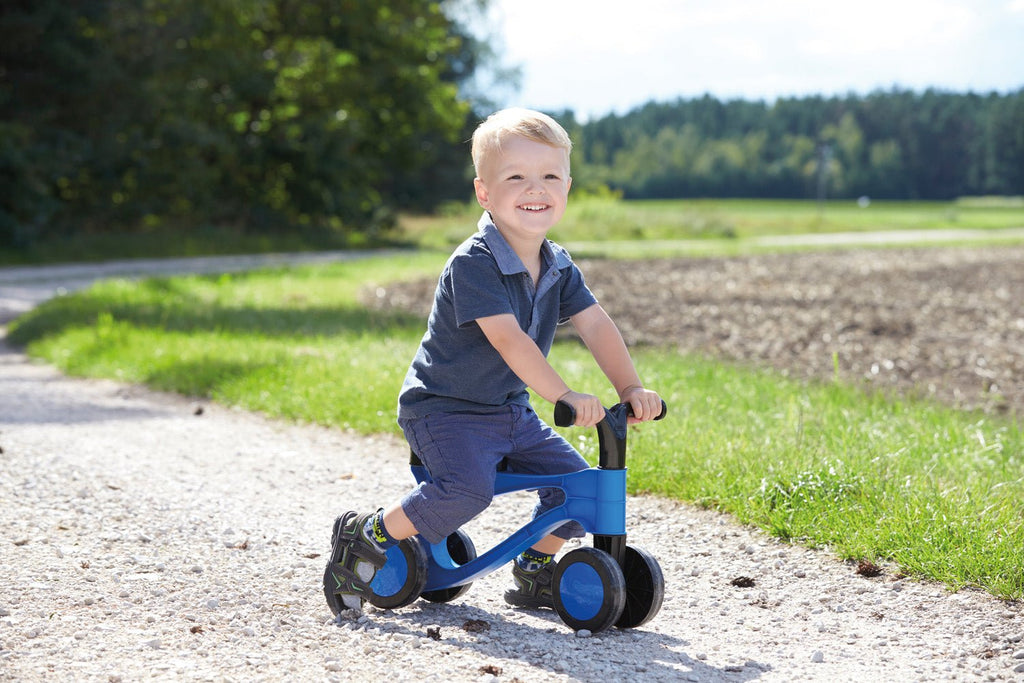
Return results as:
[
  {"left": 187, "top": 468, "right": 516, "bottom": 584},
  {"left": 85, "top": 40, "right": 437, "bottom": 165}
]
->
[{"left": 559, "top": 563, "right": 603, "bottom": 620}]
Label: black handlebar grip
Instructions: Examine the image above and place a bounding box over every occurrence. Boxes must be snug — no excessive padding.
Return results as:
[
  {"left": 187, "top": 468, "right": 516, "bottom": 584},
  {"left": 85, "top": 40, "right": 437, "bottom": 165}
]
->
[{"left": 554, "top": 400, "right": 576, "bottom": 427}]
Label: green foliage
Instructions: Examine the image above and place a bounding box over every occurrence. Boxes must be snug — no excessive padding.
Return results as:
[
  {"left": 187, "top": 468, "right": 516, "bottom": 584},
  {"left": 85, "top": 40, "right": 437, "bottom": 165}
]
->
[
  {"left": 0, "top": 0, "right": 479, "bottom": 248},
  {"left": 577, "top": 89, "right": 1024, "bottom": 201}
]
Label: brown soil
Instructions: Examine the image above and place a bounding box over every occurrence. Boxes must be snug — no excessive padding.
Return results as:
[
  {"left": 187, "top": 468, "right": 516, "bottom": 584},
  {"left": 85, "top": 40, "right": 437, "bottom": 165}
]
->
[{"left": 369, "top": 246, "right": 1024, "bottom": 417}]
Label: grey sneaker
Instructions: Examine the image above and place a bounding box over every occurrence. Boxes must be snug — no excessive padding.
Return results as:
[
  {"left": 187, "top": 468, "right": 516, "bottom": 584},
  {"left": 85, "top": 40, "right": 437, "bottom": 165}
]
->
[
  {"left": 323, "top": 510, "right": 387, "bottom": 615},
  {"left": 503, "top": 559, "right": 555, "bottom": 610}
]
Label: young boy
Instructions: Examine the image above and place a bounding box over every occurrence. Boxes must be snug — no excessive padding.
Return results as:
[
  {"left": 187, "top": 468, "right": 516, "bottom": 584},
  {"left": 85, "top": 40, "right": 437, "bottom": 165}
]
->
[{"left": 324, "top": 108, "right": 662, "bottom": 614}]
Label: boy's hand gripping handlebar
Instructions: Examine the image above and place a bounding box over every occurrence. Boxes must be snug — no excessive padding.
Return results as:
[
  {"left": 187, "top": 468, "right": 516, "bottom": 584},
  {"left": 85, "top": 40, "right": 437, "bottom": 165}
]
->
[
  {"left": 553, "top": 399, "right": 667, "bottom": 428},
  {"left": 553, "top": 399, "right": 667, "bottom": 470}
]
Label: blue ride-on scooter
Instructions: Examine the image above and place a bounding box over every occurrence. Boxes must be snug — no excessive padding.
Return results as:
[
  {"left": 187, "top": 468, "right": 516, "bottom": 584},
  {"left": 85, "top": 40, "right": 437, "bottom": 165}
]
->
[{"left": 356, "top": 399, "right": 666, "bottom": 633}]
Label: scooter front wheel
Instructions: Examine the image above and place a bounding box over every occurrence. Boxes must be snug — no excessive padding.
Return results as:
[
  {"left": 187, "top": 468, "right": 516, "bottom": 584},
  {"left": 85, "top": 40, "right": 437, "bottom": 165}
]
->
[
  {"left": 368, "top": 538, "right": 428, "bottom": 609},
  {"left": 552, "top": 547, "right": 626, "bottom": 633},
  {"left": 615, "top": 545, "right": 665, "bottom": 629}
]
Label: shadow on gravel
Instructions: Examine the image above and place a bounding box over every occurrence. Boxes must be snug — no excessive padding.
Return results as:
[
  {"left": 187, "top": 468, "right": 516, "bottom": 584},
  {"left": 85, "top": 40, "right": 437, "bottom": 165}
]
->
[
  {"left": 0, "top": 376, "right": 176, "bottom": 426},
  {"left": 0, "top": 395, "right": 170, "bottom": 426},
  {"left": 338, "top": 602, "right": 769, "bottom": 681},
  {"left": 0, "top": 340, "right": 181, "bottom": 425}
]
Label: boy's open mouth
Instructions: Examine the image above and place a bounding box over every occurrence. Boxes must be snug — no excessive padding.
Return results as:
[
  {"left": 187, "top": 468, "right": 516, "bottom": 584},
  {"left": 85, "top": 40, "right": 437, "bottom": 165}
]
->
[{"left": 519, "top": 204, "right": 549, "bottom": 212}]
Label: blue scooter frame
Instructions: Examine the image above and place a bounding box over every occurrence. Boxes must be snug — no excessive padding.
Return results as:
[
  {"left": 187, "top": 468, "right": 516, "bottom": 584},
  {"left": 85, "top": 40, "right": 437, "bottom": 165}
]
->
[{"left": 369, "top": 400, "right": 666, "bottom": 633}]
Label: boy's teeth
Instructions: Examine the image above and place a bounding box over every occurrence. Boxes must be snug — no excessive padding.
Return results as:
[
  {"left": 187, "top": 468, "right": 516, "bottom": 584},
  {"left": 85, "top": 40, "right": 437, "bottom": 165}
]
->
[{"left": 521, "top": 204, "right": 545, "bottom": 211}]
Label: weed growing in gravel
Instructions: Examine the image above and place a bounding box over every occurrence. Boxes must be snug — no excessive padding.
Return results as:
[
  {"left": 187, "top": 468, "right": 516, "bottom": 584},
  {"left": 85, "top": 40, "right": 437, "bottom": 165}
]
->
[{"left": 9, "top": 254, "right": 1024, "bottom": 600}]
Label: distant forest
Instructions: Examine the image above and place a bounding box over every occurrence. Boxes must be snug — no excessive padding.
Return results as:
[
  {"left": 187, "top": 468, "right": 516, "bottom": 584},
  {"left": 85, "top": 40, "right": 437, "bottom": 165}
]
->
[{"left": 563, "top": 89, "right": 1024, "bottom": 201}]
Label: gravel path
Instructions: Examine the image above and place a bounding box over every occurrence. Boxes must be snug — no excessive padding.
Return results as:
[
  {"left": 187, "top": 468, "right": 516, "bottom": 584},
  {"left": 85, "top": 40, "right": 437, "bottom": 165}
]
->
[{"left": 2, "top": 249, "right": 1024, "bottom": 682}]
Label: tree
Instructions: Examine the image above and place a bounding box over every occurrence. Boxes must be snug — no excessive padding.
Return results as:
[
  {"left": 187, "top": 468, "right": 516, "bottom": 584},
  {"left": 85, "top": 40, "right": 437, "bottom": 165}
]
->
[
  {"left": 0, "top": 0, "right": 481, "bottom": 249},
  {"left": 0, "top": 0, "right": 134, "bottom": 245}
]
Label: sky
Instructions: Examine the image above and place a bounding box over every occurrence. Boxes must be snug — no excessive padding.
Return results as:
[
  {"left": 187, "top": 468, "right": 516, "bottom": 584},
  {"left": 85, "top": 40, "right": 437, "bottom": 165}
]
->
[{"left": 491, "top": 0, "right": 1024, "bottom": 120}]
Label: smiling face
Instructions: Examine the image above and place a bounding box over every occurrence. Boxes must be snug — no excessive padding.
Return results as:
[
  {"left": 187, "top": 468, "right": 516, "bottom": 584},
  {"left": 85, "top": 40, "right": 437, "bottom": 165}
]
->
[{"left": 473, "top": 135, "right": 572, "bottom": 245}]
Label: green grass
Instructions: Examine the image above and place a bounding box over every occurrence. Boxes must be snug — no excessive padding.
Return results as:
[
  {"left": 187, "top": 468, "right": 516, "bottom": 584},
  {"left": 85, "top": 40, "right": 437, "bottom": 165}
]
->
[
  {"left": 8, "top": 249, "right": 1023, "bottom": 600},
  {"left": 7, "top": 253, "right": 445, "bottom": 432},
  {"left": 5, "top": 196, "right": 1021, "bottom": 265},
  {"left": 404, "top": 196, "right": 1024, "bottom": 258},
  {"left": 626, "top": 356, "right": 1023, "bottom": 598}
]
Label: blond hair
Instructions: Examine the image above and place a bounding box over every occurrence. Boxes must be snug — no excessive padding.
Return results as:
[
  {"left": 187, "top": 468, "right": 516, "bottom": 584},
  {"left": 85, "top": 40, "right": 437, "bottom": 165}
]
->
[{"left": 471, "top": 108, "right": 572, "bottom": 177}]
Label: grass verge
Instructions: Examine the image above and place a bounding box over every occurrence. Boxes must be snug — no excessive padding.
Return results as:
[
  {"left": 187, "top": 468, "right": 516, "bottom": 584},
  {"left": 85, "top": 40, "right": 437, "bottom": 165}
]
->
[{"left": 403, "top": 196, "right": 1024, "bottom": 257}]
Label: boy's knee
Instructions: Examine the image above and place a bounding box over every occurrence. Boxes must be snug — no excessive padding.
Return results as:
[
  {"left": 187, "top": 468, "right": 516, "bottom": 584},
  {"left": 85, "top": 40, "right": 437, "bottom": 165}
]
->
[
  {"left": 447, "top": 487, "right": 492, "bottom": 529},
  {"left": 407, "top": 488, "right": 493, "bottom": 544}
]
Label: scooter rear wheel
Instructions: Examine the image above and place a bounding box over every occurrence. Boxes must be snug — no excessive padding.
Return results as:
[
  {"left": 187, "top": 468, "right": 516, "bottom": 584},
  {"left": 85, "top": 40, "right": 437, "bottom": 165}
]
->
[
  {"left": 368, "top": 538, "right": 428, "bottom": 609},
  {"left": 615, "top": 545, "right": 665, "bottom": 629},
  {"left": 420, "top": 529, "right": 477, "bottom": 603},
  {"left": 552, "top": 547, "right": 626, "bottom": 633}
]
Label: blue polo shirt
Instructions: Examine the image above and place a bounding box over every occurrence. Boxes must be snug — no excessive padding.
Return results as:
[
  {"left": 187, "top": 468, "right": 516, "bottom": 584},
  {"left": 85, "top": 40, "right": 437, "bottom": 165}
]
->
[{"left": 397, "top": 212, "right": 598, "bottom": 419}]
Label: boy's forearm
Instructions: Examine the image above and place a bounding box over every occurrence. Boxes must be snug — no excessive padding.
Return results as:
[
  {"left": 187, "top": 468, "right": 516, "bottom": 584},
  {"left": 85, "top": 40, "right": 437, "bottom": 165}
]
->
[
  {"left": 477, "top": 315, "right": 571, "bottom": 404},
  {"left": 574, "top": 306, "right": 644, "bottom": 398},
  {"left": 501, "top": 341, "right": 573, "bottom": 404},
  {"left": 589, "top": 333, "right": 644, "bottom": 400}
]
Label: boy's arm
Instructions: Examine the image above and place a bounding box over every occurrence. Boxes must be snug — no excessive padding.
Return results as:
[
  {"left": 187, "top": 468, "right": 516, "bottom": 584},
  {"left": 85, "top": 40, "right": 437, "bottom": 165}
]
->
[
  {"left": 476, "top": 313, "right": 605, "bottom": 425},
  {"left": 570, "top": 303, "right": 662, "bottom": 422}
]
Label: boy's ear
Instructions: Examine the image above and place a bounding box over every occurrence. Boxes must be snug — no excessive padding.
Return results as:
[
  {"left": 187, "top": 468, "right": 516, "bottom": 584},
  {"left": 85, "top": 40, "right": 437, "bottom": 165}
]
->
[{"left": 474, "top": 177, "right": 490, "bottom": 208}]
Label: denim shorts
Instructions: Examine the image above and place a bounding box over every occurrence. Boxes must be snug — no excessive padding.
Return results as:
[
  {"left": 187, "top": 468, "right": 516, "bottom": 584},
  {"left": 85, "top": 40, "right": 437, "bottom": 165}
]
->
[{"left": 398, "top": 404, "right": 588, "bottom": 545}]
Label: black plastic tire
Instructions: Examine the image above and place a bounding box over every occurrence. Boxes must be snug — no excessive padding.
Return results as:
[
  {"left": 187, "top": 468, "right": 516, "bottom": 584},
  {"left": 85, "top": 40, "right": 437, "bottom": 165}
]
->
[
  {"left": 552, "top": 547, "right": 626, "bottom": 633},
  {"left": 368, "top": 537, "right": 428, "bottom": 609},
  {"left": 615, "top": 545, "right": 665, "bottom": 629},
  {"left": 420, "top": 529, "right": 478, "bottom": 603}
]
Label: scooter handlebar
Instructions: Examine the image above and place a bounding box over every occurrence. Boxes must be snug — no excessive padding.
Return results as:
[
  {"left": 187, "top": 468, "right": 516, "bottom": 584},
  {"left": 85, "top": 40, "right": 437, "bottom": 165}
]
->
[{"left": 554, "top": 399, "right": 667, "bottom": 428}]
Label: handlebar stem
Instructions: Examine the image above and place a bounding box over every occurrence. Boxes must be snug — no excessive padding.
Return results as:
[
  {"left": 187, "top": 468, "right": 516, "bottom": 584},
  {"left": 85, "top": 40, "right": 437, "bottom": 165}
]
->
[{"left": 554, "top": 399, "right": 666, "bottom": 470}]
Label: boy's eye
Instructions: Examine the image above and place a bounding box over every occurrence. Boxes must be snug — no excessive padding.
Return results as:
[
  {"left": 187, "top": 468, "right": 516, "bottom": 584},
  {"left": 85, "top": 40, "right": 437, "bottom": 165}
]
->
[{"left": 503, "top": 173, "right": 562, "bottom": 181}]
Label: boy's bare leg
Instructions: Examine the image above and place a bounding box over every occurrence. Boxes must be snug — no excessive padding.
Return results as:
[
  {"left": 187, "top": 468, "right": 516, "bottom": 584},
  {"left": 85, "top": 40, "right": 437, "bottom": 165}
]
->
[
  {"left": 381, "top": 503, "right": 418, "bottom": 540},
  {"left": 530, "top": 534, "right": 566, "bottom": 555}
]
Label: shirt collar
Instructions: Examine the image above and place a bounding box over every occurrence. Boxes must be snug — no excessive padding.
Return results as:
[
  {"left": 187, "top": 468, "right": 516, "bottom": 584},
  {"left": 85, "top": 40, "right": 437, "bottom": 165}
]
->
[{"left": 477, "top": 211, "right": 570, "bottom": 275}]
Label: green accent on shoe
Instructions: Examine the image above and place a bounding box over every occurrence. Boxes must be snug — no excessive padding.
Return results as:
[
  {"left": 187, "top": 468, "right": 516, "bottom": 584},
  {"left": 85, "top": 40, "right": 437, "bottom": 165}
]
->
[
  {"left": 516, "top": 548, "right": 554, "bottom": 572},
  {"left": 370, "top": 513, "right": 389, "bottom": 545},
  {"left": 503, "top": 557, "right": 555, "bottom": 610},
  {"left": 323, "top": 510, "right": 387, "bottom": 616}
]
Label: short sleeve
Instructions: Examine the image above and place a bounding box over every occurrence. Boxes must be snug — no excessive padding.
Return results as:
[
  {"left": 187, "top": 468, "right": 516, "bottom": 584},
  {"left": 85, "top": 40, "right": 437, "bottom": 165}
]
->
[
  {"left": 557, "top": 261, "right": 597, "bottom": 322},
  {"left": 446, "top": 252, "right": 514, "bottom": 328}
]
